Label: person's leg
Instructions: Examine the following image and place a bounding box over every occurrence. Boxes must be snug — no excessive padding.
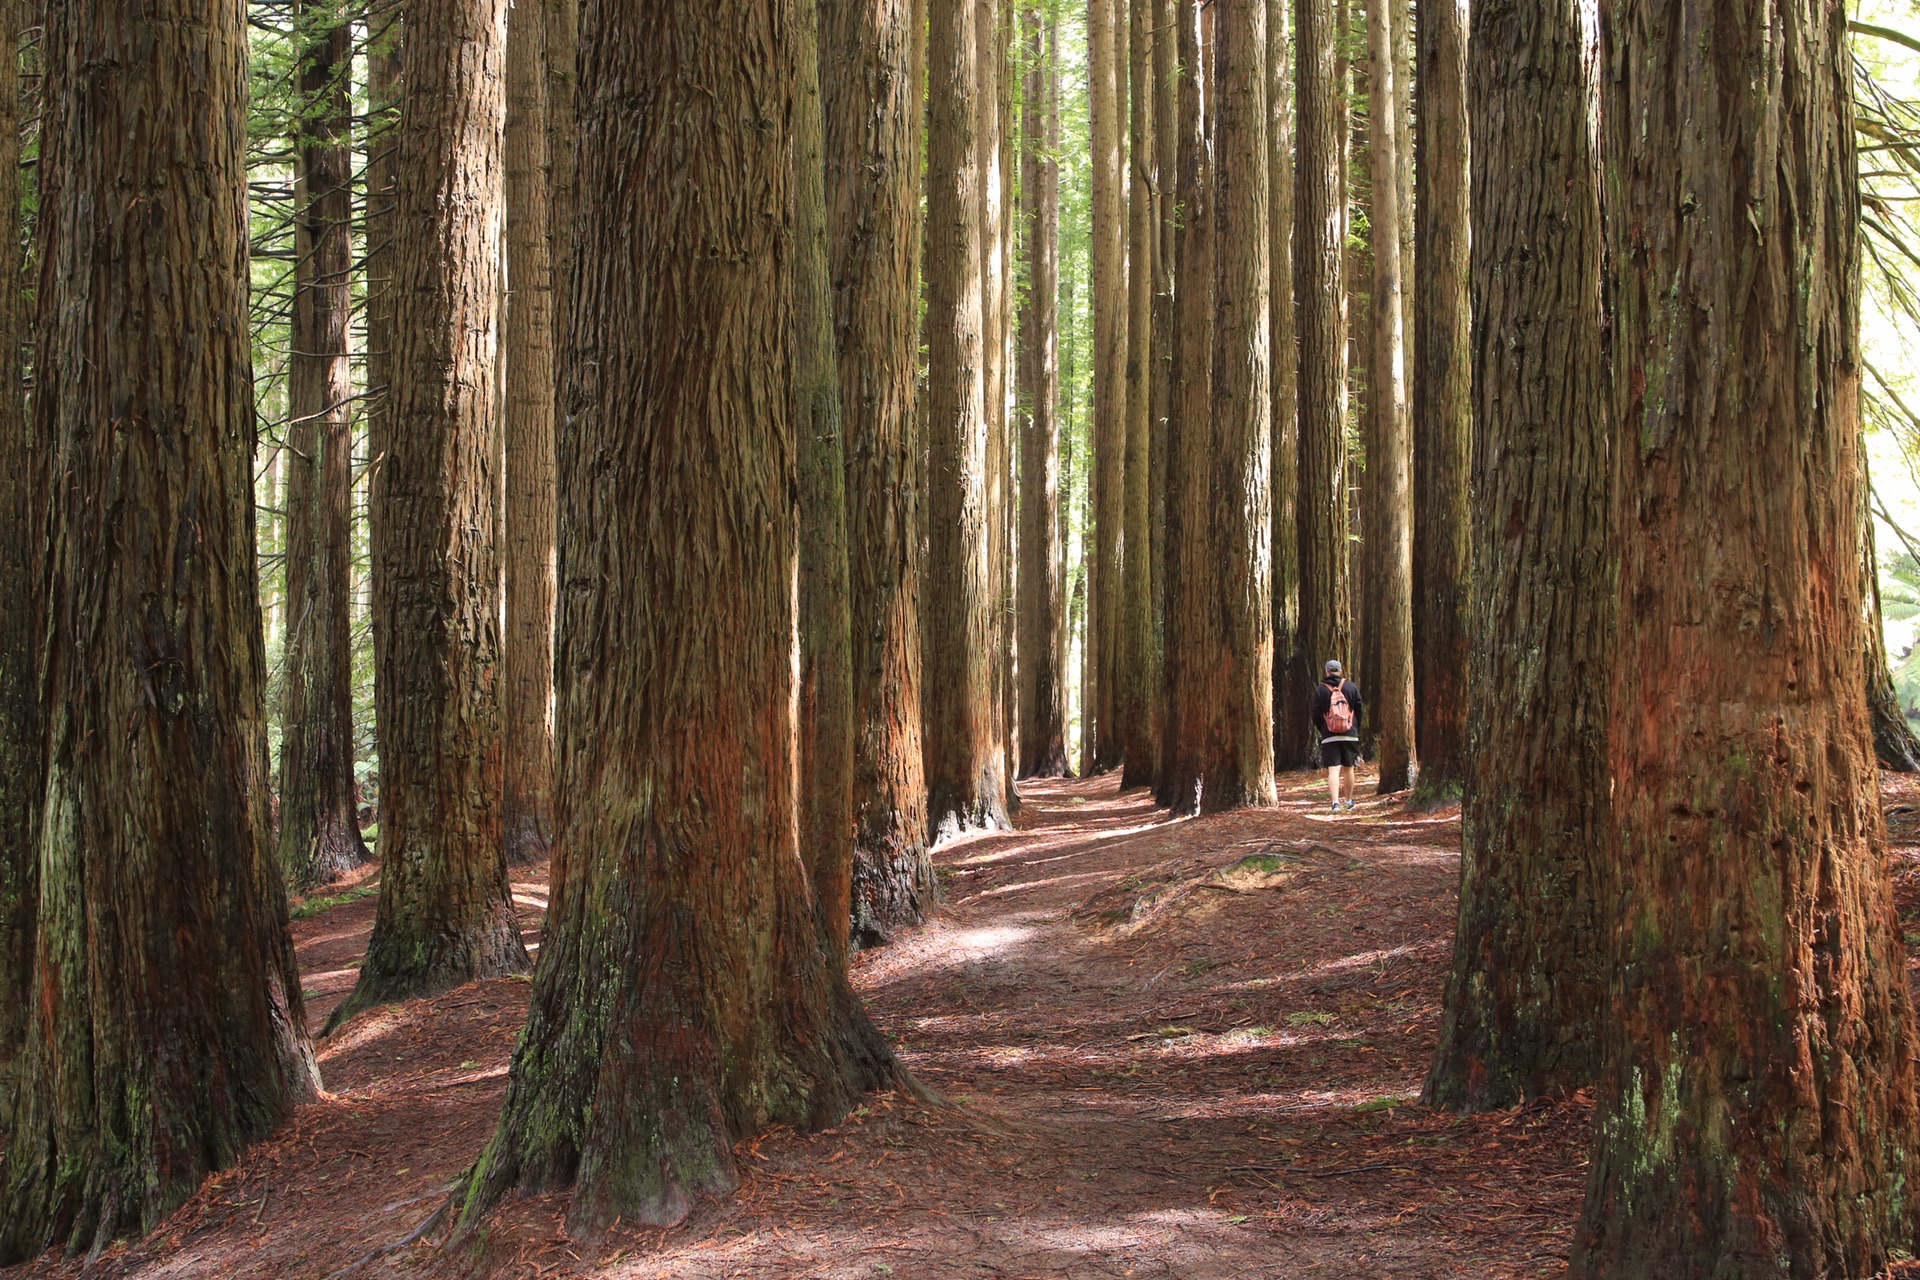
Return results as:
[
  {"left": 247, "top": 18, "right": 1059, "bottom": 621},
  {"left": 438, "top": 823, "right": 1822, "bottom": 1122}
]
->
[
  {"left": 1341, "top": 764, "right": 1357, "bottom": 806},
  {"left": 1327, "top": 765, "right": 1343, "bottom": 809}
]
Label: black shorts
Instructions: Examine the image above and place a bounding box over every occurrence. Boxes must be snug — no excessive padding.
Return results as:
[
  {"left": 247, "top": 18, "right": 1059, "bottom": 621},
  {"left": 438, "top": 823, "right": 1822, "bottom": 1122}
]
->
[{"left": 1320, "top": 740, "right": 1361, "bottom": 768}]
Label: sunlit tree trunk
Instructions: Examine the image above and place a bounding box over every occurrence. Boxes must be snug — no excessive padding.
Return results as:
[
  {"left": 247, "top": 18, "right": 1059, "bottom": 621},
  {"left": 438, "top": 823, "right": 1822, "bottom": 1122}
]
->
[
  {"left": 978, "top": 0, "right": 1011, "bottom": 800},
  {"left": 339, "top": 0, "right": 529, "bottom": 1027},
  {"left": 1088, "top": 0, "right": 1126, "bottom": 773},
  {"left": 1572, "top": 0, "right": 1920, "bottom": 1270},
  {"left": 1410, "top": 0, "right": 1470, "bottom": 800},
  {"left": 1018, "top": 3, "right": 1068, "bottom": 779},
  {"left": 822, "top": 0, "right": 936, "bottom": 942},
  {"left": 0, "top": 0, "right": 320, "bottom": 1254}
]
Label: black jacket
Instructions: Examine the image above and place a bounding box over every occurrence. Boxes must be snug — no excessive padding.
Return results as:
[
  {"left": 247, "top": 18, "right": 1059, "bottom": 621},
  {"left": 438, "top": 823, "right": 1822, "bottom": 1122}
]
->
[{"left": 1311, "top": 678, "right": 1363, "bottom": 742}]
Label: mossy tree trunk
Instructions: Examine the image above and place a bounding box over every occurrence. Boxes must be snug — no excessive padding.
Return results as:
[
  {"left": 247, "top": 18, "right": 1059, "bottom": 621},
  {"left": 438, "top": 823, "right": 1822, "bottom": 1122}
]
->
[
  {"left": 1421, "top": 0, "right": 1610, "bottom": 1113},
  {"left": 1571, "top": 0, "right": 1920, "bottom": 1269},
  {"left": 0, "top": 0, "right": 320, "bottom": 1256},
  {"left": 458, "top": 0, "right": 896, "bottom": 1233}
]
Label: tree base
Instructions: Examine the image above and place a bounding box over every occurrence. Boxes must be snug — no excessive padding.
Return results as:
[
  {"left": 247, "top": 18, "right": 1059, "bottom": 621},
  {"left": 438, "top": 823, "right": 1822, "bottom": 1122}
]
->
[
  {"left": 850, "top": 839, "right": 939, "bottom": 951},
  {"left": 323, "top": 911, "right": 529, "bottom": 1035}
]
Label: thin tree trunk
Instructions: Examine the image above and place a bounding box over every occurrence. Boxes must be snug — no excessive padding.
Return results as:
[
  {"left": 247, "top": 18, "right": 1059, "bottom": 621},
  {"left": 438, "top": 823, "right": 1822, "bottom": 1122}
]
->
[
  {"left": 1573, "top": 0, "right": 1920, "bottom": 1266},
  {"left": 338, "top": 0, "right": 530, "bottom": 1029},
  {"left": 458, "top": 0, "right": 896, "bottom": 1232},
  {"left": 1118, "top": 0, "right": 1158, "bottom": 788},
  {"left": 1159, "top": 0, "right": 1212, "bottom": 814},
  {"left": 998, "top": 2, "right": 1020, "bottom": 804},
  {"left": 1421, "top": 0, "right": 1609, "bottom": 1113},
  {"left": 0, "top": 0, "right": 320, "bottom": 1253},
  {"left": 979, "top": 0, "right": 1010, "bottom": 801},
  {"left": 1150, "top": 0, "right": 1177, "bottom": 795},
  {"left": 822, "top": 0, "right": 936, "bottom": 944},
  {"left": 1089, "top": 0, "right": 1127, "bottom": 773},
  {"left": 925, "top": 0, "right": 1011, "bottom": 840},
  {"left": 797, "top": 0, "right": 856, "bottom": 969},
  {"left": 1018, "top": 3, "right": 1068, "bottom": 779},
  {"left": 1201, "top": 0, "right": 1275, "bottom": 813},
  {"left": 1267, "top": 0, "right": 1298, "bottom": 772},
  {"left": 502, "top": 0, "right": 556, "bottom": 866},
  {"left": 364, "top": 0, "right": 401, "bottom": 852},
  {"left": 1364, "top": 0, "right": 1411, "bottom": 793},
  {"left": 1410, "top": 0, "right": 1470, "bottom": 801},
  {"left": 1290, "top": 0, "right": 1349, "bottom": 769}
]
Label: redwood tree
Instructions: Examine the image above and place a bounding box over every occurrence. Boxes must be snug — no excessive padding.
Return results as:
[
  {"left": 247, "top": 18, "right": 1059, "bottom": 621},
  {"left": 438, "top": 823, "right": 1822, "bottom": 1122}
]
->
[
  {"left": 0, "top": 0, "right": 320, "bottom": 1254},
  {"left": 1088, "top": 0, "right": 1126, "bottom": 772},
  {"left": 459, "top": 0, "right": 895, "bottom": 1232},
  {"left": 1421, "top": 0, "right": 1610, "bottom": 1112},
  {"left": 1410, "top": 0, "right": 1470, "bottom": 801},
  {"left": 1267, "top": 0, "right": 1298, "bottom": 769},
  {"left": 280, "top": 0, "right": 373, "bottom": 888},
  {"left": 1572, "top": 0, "right": 1920, "bottom": 1268},
  {"left": 339, "top": 0, "right": 529, "bottom": 1028},
  {"left": 822, "top": 0, "right": 937, "bottom": 941},
  {"left": 1119, "top": 0, "right": 1158, "bottom": 788},
  {"left": 1018, "top": 2, "right": 1069, "bottom": 779}
]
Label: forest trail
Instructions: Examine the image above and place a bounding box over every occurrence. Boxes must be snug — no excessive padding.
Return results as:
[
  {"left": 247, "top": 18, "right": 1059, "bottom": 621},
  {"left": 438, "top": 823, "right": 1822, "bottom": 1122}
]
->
[{"left": 20, "top": 773, "right": 1626, "bottom": 1279}]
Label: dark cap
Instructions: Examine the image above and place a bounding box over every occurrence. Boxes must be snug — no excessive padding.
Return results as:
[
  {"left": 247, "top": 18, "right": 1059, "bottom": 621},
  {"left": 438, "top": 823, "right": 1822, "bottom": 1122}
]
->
[{"left": 1324, "top": 659, "right": 1343, "bottom": 677}]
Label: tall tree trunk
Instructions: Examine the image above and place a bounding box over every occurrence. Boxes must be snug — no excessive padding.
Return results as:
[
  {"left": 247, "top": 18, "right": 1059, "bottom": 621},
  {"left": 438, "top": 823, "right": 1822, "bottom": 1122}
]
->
[
  {"left": 1201, "top": 0, "right": 1276, "bottom": 813},
  {"left": 1089, "top": 0, "right": 1126, "bottom": 773},
  {"left": 459, "top": 0, "right": 896, "bottom": 1234},
  {"left": 364, "top": 0, "right": 402, "bottom": 835},
  {"left": 822, "top": 0, "right": 936, "bottom": 943},
  {"left": 997, "top": 2, "right": 1020, "bottom": 803},
  {"left": 1572, "top": 0, "right": 1920, "bottom": 1269},
  {"left": 1150, "top": 0, "right": 1177, "bottom": 792},
  {"left": 797, "top": 0, "right": 856, "bottom": 969},
  {"left": 503, "top": 0, "right": 557, "bottom": 866},
  {"left": 1410, "top": 0, "right": 1470, "bottom": 801},
  {"left": 925, "top": 0, "right": 1011, "bottom": 839},
  {"left": 338, "top": 0, "right": 530, "bottom": 1028},
  {"left": 1421, "top": 0, "right": 1609, "bottom": 1112},
  {"left": 1118, "top": 0, "right": 1158, "bottom": 788},
  {"left": 0, "top": 0, "right": 36, "bottom": 1118},
  {"left": 1289, "top": 0, "right": 1349, "bottom": 768},
  {"left": 281, "top": 0, "right": 373, "bottom": 889},
  {"left": 979, "top": 0, "right": 1010, "bottom": 802},
  {"left": 1018, "top": 3, "right": 1068, "bottom": 779},
  {"left": 0, "top": 0, "right": 320, "bottom": 1254},
  {"left": 1363, "top": 0, "right": 1412, "bottom": 793},
  {"left": 1159, "top": 0, "right": 1213, "bottom": 814},
  {"left": 1267, "top": 0, "right": 1298, "bottom": 771}
]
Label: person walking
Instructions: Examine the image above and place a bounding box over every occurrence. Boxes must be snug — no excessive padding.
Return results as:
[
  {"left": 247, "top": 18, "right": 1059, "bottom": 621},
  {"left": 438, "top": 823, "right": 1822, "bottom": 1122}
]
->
[{"left": 1312, "top": 660, "right": 1364, "bottom": 813}]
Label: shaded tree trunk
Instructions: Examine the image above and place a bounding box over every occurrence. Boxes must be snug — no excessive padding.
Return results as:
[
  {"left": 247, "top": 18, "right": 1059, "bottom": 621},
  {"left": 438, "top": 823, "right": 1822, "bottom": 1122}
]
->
[
  {"left": 1018, "top": 3, "right": 1068, "bottom": 779},
  {"left": 459, "top": 0, "right": 897, "bottom": 1233},
  {"left": 1201, "top": 0, "right": 1276, "bottom": 813},
  {"left": 822, "top": 0, "right": 937, "bottom": 943},
  {"left": 1363, "top": 0, "right": 1412, "bottom": 793},
  {"left": 1267, "top": 0, "right": 1298, "bottom": 771},
  {"left": 1159, "top": 0, "right": 1213, "bottom": 814},
  {"left": 997, "top": 2, "right": 1020, "bottom": 804},
  {"left": 337, "top": 0, "right": 529, "bottom": 1028},
  {"left": 1288, "top": 0, "right": 1349, "bottom": 768},
  {"left": 1118, "top": 0, "right": 1158, "bottom": 788},
  {"left": 281, "top": 0, "right": 374, "bottom": 889},
  {"left": 797, "top": 0, "right": 856, "bottom": 968},
  {"left": 1150, "top": 0, "right": 1177, "bottom": 792},
  {"left": 1421, "top": 0, "right": 1610, "bottom": 1113},
  {"left": 0, "top": 0, "right": 319, "bottom": 1254},
  {"left": 1572, "top": 0, "right": 1920, "bottom": 1268},
  {"left": 1410, "top": 0, "right": 1470, "bottom": 802},
  {"left": 1088, "top": 0, "right": 1126, "bottom": 773},
  {"left": 503, "top": 0, "right": 557, "bottom": 866},
  {"left": 364, "top": 0, "right": 401, "bottom": 856},
  {"left": 978, "top": 0, "right": 1011, "bottom": 803},
  {"left": 924, "top": 0, "right": 1011, "bottom": 840}
]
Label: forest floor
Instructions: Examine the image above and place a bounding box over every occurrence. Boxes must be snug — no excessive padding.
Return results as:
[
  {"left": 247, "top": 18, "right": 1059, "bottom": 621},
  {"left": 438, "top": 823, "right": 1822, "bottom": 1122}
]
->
[{"left": 23, "top": 768, "right": 1920, "bottom": 1279}]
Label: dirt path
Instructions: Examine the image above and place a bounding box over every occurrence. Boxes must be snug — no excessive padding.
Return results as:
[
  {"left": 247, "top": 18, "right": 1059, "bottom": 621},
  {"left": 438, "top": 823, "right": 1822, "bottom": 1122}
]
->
[{"left": 15, "top": 772, "right": 1616, "bottom": 1278}]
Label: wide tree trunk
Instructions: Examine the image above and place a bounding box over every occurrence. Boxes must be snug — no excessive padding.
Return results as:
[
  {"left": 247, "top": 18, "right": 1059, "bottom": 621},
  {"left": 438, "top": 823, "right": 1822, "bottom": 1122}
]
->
[
  {"left": 1572, "top": 0, "right": 1920, "bottom": 1270},
  {"left": 1018, "top": 3, "right": 1069, "bottom": 779},
  {"left": 459, "top": 0, "right": 896, "bottom": 1232},
  {"left": 1267, "top": 0, "right": 1298, "bottom": 771},
  {"left": 1288, "top": 0, "right": 1349, "bottom": 767},
  {"left": 1421, "top": 0, "right": 1610, "bottom": 1113},
  {"left": 1088, "top": 0, "right": 1127, "bottom": 773},
  {"left": 0, "top": 0, "right": 320, "bottom": 1254},
  {"left": 1118, "top": 0, "right": 1158, "bottom": 789},
  {"left": 1201, "top": 0, "right": 1276, "bottom": 812},
  {"left": 925, "top": 0, "right": 1011, "bottom": 840},
  {"left": 1363, "top": 0, "right": 1412, "bottom": 794},
  {"left": 502, "top": 0, "right": 557, "bottom": 866},
  {"left": 0, "top": 0, "right": 36, "bottom": 1109},
  {"left": 281, "top": 0, "right": 373, "bottom": 889},
  {"left": 822, "top": 0, "right": 936, "bottom": 943},
  {"left": 1158, "top": 0, "right": 1213, "bottom": 814},
  {"left": 338, "top": 0, "right": 529, "bottom": 1028},
  {"left": 1410, "top": 0, "right": 1470, "bottom": 802},
  {"left": 797, "top": 0, "right": 856, "bottom": 968}
]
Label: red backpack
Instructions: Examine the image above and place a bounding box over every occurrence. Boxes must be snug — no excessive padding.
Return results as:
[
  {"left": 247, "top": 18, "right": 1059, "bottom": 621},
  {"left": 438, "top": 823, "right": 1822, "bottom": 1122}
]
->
[{"left": 1325, "top": 682, "right": 1355, "bottom": 735}]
